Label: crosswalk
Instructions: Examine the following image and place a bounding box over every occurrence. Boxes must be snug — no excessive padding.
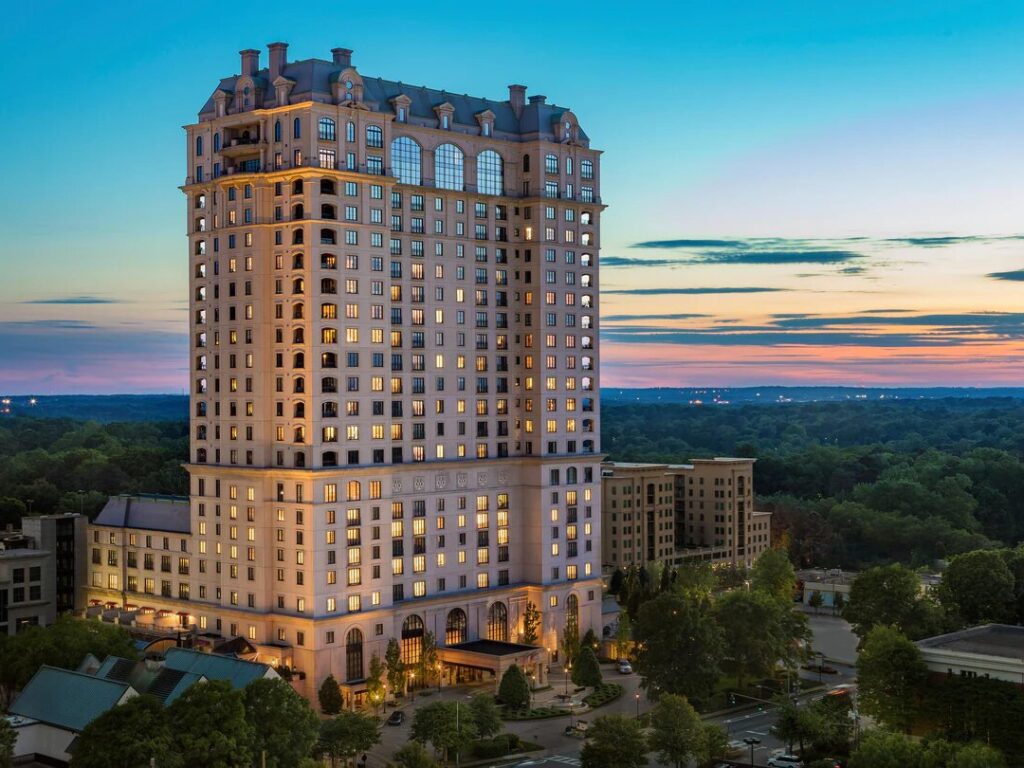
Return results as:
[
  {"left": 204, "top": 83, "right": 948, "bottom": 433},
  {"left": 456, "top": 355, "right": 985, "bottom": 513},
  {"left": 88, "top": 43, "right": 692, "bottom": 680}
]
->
[{"left": 546, "top": 756, "right": 582, "bottom": 766}]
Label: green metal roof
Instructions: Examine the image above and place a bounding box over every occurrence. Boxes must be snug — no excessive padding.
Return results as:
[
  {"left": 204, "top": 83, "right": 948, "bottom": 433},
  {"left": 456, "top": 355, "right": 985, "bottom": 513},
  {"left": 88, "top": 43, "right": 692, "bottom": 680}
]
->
[
  {"left": 11, "top": 666, "right": 132, "bottom": 732},
  {"left": 163, "top": 647, "right": 271, "bottom": 689}
]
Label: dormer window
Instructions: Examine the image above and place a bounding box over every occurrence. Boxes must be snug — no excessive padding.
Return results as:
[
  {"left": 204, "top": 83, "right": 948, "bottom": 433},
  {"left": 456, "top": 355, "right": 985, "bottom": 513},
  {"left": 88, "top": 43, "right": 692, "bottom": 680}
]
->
[
  {"left": 398, "top": 107, "right": 407, "bottom": 123},
  {"left": 442, "top": 114, "right": 450, "bottom": 130},
  {"left": 483, "top": 123, "right": 491, "bottom": 137}
]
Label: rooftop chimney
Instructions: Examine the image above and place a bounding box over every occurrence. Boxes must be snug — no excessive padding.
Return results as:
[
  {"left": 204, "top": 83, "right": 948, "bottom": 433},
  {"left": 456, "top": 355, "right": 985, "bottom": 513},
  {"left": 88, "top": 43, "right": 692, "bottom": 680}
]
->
[
  {"left": 240, "top": 48, "right": 260, "bottom": 77},
  {"left": 508, "top": 84, "right": 527, "bottom": 117},
  {"left": 332, "top": 48, "right": 353, "bottom": 68},
  {"left": 268, "top": 42, "right": 288, "bottom": 81},
  {"left": 528, "top": 94, "right": 547, "bottom": 105}
]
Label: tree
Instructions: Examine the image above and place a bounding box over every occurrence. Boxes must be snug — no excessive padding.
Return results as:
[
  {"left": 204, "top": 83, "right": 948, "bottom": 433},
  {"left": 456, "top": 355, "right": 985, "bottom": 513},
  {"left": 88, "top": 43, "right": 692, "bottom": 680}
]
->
[
  {"left": 468, "top": 693, "right": 503, "bottom": 739},
  {"left": 808, "top": 590, "right": 824, "bottom": 614},
  {"left": 703, "top": 723, "right": 728, "bottom": 761},
  {"left": 843, "top": 564, "right": 942, "bottom": 642},
  {"left": 243, "top": 678, "right": 319, "bottom": 768},
  {"left": 497, "top": 664, "right": 530, "bottom": 709},
  {"left": 614, "top": 609, "right": 632, "bottom": 660},
  {"left": 580, "top": 714, "right": 647, "bottom": 768},
  {"left": 419, "top": 630, "right": 440, "bottom": 690},
  {"left": 832, "top": 590, "right": 846, "bottom": 616},
  {"left": 393, "top": 741, "right": 440, "bottom": 768},
  {"left": 0, "top": 716, "right": 11, "bottom": 768},
  {"left": 367, "top": 653, "right": 386, "bottom": 713},
  {"left": 410, "top": 701, "right": 477, "bottom": 764},
  {"left": 949, "top": 742, "right": 1006, "bottom": 768},
  {"left": 647, "top": 694, "right": 708, "bottom": 768},
  {"left": 939, "top": 549, "right": 1016, "bottom": 626},
  {"left": 772, "top": 698, "right": 822, "bottom": 756},
  {"left": 562, "top": 616, "right": 581, "bottom": 668},
  {"left": 581, "top": 627, "right": 600, "bottom": 653},
  {"left": 849, "top": 730, "right": 923, "bottom": 768},
  {"left": 714, "top": 589, "right": 804, "bottom": 690},
  {"left": 318, "top": 710, "right": 380, "bottom": 768},
  {"left": 634, "top": 590, "right": 722, "bottom": 702},
  {"left": 318, "top": 674, "right": 343, "bottom": 715},
  {"left": 749, "top": 548, "right": 796, "bottom": 602},
  {"left": 384, "top": 637, "right": 404, "bottom": 697},
  {"left": 521, "top": 601, "right": 541, "bottom": 645},
  {"left": 70, "top": 694, "right": 179, "bottom": 768},
  {"left": 167, "top": 680, "right": 254, "bottom": 768},
  {"left": 572, "top": 645, "right": 603, "bottom": 688},
  {"left": 609, "top": 568, "right": 625, "bottom": 595},
  {"left": 857, "top": 626, "right": 928, "bottom": 733},
  {"left": 674, "top": 561, "right": 715, "bottom": 600}
]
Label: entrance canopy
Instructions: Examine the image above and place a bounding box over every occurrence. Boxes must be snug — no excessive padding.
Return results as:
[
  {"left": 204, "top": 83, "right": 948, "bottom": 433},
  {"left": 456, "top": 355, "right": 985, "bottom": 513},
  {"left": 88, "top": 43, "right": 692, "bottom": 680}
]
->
[{"left": 440, "top": 640, "right": 545, "bottom": 683}]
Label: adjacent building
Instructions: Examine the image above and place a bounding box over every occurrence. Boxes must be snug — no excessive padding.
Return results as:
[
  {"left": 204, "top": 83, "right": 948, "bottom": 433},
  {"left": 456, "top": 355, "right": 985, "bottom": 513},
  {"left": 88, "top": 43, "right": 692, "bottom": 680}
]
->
[
  {"left": 916, "top": 624, "right": 1024, "bottom": 685},
  {"left": 601, "top": 458, "right": 771, "bottom": 570},
  {"left": 85, "top": 42, "right": 604, "bottom": 703},
  {"left": 0, "top": 514, "right": 86, "bottom": 635}
]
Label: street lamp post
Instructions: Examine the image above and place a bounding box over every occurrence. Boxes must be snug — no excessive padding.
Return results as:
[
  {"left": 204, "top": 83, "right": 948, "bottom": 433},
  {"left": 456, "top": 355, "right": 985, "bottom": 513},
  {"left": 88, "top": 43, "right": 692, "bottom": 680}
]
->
[
  {"left": 743, "top": 736, "right": 760, "bottom": 768},
  {"left": 816, "top": 651, "right": 825, "bottom": 684},
  {"left": 564, "top": 662, "right": 571, "bottom": 696},
  {"left": 409, "top": 671, "right": 416, "bottom": 702},
  {"left": 634, "top": 691, "right": 640, "bottom": 720}
]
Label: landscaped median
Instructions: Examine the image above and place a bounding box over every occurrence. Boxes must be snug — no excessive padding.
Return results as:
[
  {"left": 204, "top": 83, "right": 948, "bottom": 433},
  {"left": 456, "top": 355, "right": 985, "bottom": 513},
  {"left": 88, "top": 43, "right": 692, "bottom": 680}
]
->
[{"left": 501, "top": 683, "right": 624, "bottom": 720}]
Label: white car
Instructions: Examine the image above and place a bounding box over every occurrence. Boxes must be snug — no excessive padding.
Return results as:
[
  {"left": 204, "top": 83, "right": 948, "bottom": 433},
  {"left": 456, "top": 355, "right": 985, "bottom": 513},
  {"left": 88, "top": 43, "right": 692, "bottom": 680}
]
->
[
  {"left": 617, "top": 660, "right": 632, "bottom": 674},
  {"left": 767, "top": 755, "right": 804, "bottom": 768}
]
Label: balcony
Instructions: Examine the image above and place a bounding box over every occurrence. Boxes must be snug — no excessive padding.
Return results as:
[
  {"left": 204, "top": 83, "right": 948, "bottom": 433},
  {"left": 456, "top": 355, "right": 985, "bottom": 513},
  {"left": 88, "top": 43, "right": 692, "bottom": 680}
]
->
[{"left": 220, "top": 136, "right": 262, "bottom": 158}]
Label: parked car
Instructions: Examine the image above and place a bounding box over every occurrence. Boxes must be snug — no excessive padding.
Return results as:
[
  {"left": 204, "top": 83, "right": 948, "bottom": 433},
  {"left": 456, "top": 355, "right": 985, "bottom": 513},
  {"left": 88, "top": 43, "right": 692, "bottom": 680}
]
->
[
  {"left": 617, "top": 660, "right": 633, "bottom": 674},
  {"left": 386, "top": 710, "right": 404, "bottom": 726},
  {"left": 767, "top": 755, "right": 803, "bottom": 768}
]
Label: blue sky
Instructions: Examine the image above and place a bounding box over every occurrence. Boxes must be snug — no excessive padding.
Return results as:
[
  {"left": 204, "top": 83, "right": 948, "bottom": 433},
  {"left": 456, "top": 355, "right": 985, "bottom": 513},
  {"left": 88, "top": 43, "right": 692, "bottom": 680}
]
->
[{"left": 2, "top": 1, "right": 1024, "bottom": 391}]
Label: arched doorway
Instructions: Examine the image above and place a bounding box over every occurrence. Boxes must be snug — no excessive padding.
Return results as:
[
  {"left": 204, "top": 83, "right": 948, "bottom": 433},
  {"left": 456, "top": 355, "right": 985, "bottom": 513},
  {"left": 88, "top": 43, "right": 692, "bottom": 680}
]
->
[
  {"left": 345, "top": 628, "right": 363, "bottom": 682},
  {"left": 487, "top": 601, "right": 508, "bottom": 642}
]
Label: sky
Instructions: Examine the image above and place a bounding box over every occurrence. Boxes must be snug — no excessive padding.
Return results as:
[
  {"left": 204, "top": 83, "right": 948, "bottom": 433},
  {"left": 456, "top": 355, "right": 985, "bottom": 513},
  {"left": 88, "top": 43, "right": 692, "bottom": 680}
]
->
[{"left": 2, "top": 1, "right": 1024, "bottom": 393}]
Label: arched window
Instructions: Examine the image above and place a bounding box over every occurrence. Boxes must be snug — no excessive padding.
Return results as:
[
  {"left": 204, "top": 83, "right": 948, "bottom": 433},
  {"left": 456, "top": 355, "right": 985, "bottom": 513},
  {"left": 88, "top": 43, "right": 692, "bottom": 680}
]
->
[
  {"left": 523, "top": 154, "right": 530, "bottom": 173},
  {"left": 321, "top": 179, "right": 336, "bottom": 195},
  {"left": 292, "top": 303, "right": 304, "bottom": 319},
  {"left": 292, "top": 179, "right": 304, "bottom": 194},
  {"left": 292, "top": 230, "right": 304, "bottom": 245},
  {"left": 445, "top": 608, "right": 467, "bottom": 645},
  {"left": 321, "top": 203, "right": 336, "bottom": 220},
  {"left": 293, "top": 378, "right": 305, "bottom": 394},
  {"left": 486, "top": 602, "right": 508, "bottom": 642},
  {"left": 321, "top": 303, "right": 338, "bottom": 319},
  {"left": 319, "top": 117, "right": 336, "bottom": 141},
  {"left": 581, "top": 211, "right": 592, "bottom": 225},
  {"left": 566, "top": 467, "right": 578, "bottom": 484},
  {"left": 322, "top": 401, "right": 338, "bottom": 418},
  {"left": 292, "top": 352, "right": 305, "bottom": 369},
  {"left": 434, "top": 143, "right": 464, "bottom": 191},
  {"left": 293, "top": 426, "right": 305, "bottom": 443},
  {"left": 346, "top": 121, "right": 355, "bottom": 142},
  {"left": 401, "top": 615, "right": 424, "bottom": 664},
  {"left": 366, "top": 125, "right": 383, "bottom": 149},
  {"left": 292, "top": 203, "right": 304, "bottom": 220},
  {"left": 566, "top": 594, "right": 579, "bottom": 630},
  {"left": 321, "top": 278, "right": 337, "bottom": 294},
  {"left": 295, "top": 452, "right": 306, "bottom": 468},
  {"left": 292, "top": 277, "right": 304, "bottom": 294},
  {"left": 293, "top": 253, "right": 305, "bottom": 269},
  {"left": 346, "top": 628, "right": 364, "bottom": 682},
  {"left": 322, "top": 377, "right": 338, "bottom": 393},
  {"left": 581, "top": 159, "right": 594, "bottom": 179},
  {"left": 391, "top": 137, "right": 421, "bottom": 186},
  {"left": 196, "top": 448, "right": 207, "bottom": 463},
  {"left": 293, "top": 402, "right": 305, "bottom": 418},
  {"left": 545, "top": 154, "right": 559, "bottom": 174},
  {"left": 321, "top": 229, "right": 336, "bottom": 245},
  {"left": 195, "top": 135, "right": 203, "bottom": 156},
  {"left": 274, "top": 120, "right": 281, "bottom": 142},
  {"left": 213, "top": 133, "right": 220, "bottom": 152},
  {"left": 293, "top": 117, "right": 301, "bottom": 139},
  {"left": 321, "top": 352, "right": 337, "bottom": 368},
  {"left": 477, "top": 150, "right": 503, "bottom": 196}
]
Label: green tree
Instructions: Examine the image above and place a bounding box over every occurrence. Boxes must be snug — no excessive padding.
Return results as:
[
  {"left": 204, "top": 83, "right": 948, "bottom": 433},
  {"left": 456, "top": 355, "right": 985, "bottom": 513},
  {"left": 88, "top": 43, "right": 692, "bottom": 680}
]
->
[
  {"left": 614, "top": 609, "right": 632, "bottom": 660},
  {"left": 70, "top": 694, "right": 179, "bottom": 768},
  {"left": 634, "top": 590, "right": 722, "bottom": 702},
  {"left": 0, "top": 714, "right": 12, "bottom": 768},
  {"left": 608, "top": 568, "right": 625, "bottom": 595},
  {"left": 714, "top": 589, "right": 805, "bottom": 689},
  {"left": 468, "top": 693, "right": 502, "bottom": 739},
  {"left": 572, "top": 645, "right": 603, "bottom": 688},
  {"left": 949, "top": 742, "right": 1007, "bottom": 768},
  {"left": 167, "top": 680, "right": 254, "bottom": 768},
  {"left": 808, "top": 590, "right": 824, "bottom": 614},
  {"left": 580, "top": 714, "right": 647, "bottom": 768},
  {"left": 749, "top": 548, "right": 796, "bottom": 602},
  {"left": 647, "top": 694, "right": 708, "bottom": 768},
  {"left": 703, "top": 723, "right": 728, "bottom": 761},
  {"left": 366, "top": 653, "right": 386, "bottom": 713},
  {"left": 318, "top": 710, "right": 380, "bottom": 768},
  {"left": 521, "top": 601, "right": 541, "bottom": 645},
  {"left": 318, "top": 673, "right": 343, "bottom": 715},
  {"left": 809, "top": 690, "right": 853, "bottom": 755},
  {"left": 243, "top": 678, "right": 318, "bottom": 768},
  {"left": 857, "top": 626, "right": 928, "bottom": 733},
  {"left": 844, "top": 564, "right": 942, "bottom": 642},
  {"left": 410, "top": 700, "right": 477, "bottom": 764},
  {"left": 849, "top": 730, "right": 923, "bottom": 768},
  {"left": 562, "top": 616, "right": 581, "bottom": 668},
  {"left": 832, "top": 590, "right": 846, "bottom": 616},
  {"left": 392, "top": 741, "right": 440, "bottom": 768},
  {"left": 939, "top": 549, "right": 1016, "bottom": 626},
  {"left": 497, "top": 664, "right": 530, "bottom": 709},
  {"left": 384, "top": 637, "right": 404, "bottom": 697},
  {"left": 419, "top": 630, "right": 440, "bottom": 690},
  {"left": 772, "top": 698, "right": 822, "bottom": 755},
  {"left": 581, "top": 627, "right": 600, "bottom": 653}
]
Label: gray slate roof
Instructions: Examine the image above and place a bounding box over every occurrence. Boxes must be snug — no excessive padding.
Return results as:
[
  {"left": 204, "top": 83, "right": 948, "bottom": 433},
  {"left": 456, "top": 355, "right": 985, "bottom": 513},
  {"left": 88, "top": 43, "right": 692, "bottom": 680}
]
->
[
  {"left": 94, "top": 495, "right": 190, "bottom": 534},
  {"left": 198, "top": 56, "right": 586, "bottom": 142},
  {"left": 10, "top": 666, "right": 132, "bottom": 732}
]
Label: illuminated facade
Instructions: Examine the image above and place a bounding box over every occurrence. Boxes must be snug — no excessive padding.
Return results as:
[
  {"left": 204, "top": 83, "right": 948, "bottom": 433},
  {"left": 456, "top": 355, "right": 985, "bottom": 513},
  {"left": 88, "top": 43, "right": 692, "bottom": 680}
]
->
[{"left": 86, "top": 43, "right": 604, "bottom": 703}]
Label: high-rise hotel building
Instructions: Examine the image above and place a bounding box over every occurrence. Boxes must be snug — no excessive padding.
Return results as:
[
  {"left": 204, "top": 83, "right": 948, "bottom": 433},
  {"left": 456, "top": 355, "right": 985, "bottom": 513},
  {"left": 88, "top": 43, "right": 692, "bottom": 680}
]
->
[{"left": 85, "top": 44, "right": 603, "bottom": 703}]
